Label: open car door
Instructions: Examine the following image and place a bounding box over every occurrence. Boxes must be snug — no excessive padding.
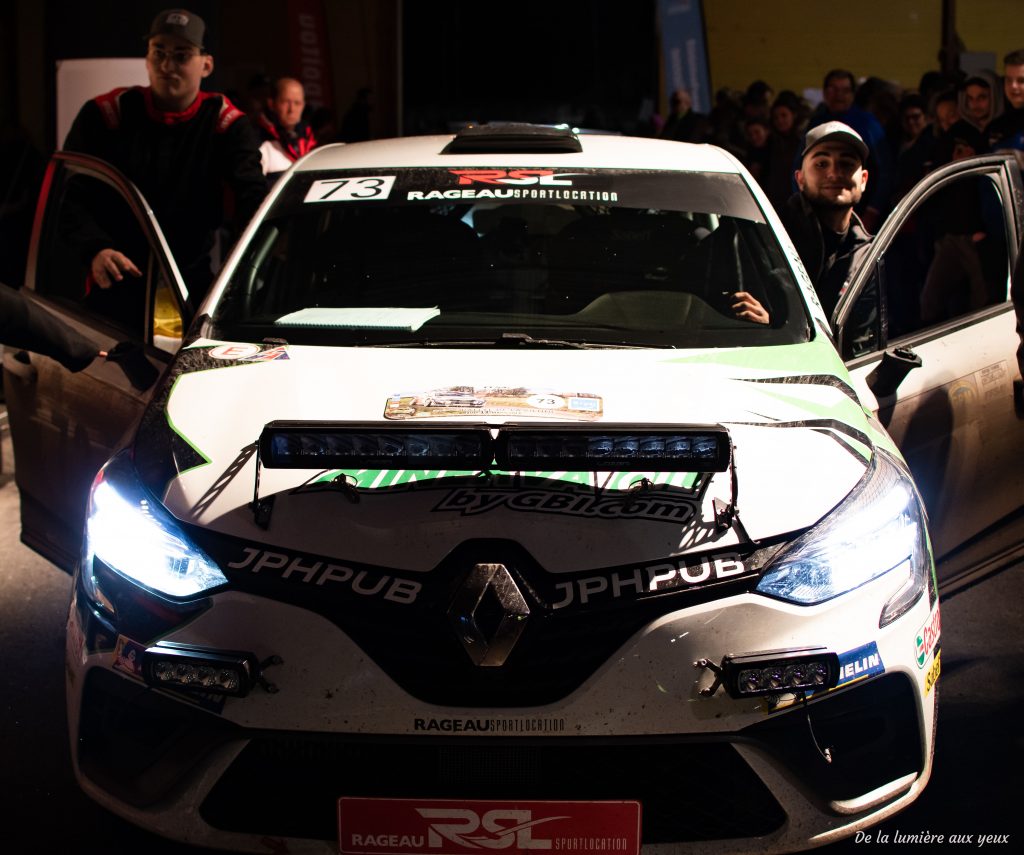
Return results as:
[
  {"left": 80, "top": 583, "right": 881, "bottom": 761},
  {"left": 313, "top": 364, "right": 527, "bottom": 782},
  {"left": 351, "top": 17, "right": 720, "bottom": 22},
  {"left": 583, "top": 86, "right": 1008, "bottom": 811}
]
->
[
  {"left": 834, "top": 152, "right": 1024, "bottom": 592},
  {"left": 2, "top": 152, "right": 189, "bottom": 570}
]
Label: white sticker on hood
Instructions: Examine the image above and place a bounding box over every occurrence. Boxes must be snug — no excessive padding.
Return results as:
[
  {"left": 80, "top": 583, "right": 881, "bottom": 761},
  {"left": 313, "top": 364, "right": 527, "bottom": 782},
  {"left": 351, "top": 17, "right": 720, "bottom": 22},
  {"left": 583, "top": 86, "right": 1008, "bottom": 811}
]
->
[{"left": 385, "top": 387, "right": 603, "bottom": 420}]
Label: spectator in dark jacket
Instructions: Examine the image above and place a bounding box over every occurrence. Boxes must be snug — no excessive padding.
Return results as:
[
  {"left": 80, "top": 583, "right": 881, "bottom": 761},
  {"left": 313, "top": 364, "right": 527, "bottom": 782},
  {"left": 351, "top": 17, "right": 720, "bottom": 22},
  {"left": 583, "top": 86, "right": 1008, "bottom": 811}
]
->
[
  {"left": 781, "top": 121, "right": 877, "bottom": 355},
  {"left": 62, "top": 8, "right": 267, "bottom": 305}
]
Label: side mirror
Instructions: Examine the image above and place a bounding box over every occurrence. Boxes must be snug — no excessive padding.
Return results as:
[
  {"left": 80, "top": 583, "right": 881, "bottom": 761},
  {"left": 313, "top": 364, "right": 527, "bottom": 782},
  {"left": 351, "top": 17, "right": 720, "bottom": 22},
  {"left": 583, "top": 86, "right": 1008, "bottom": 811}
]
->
[
  {"left": 106, "top": 341, "right": 160, "bottom": 391},
  {"left": 867, "top": 346, "right": 922, "bottom": 398}
]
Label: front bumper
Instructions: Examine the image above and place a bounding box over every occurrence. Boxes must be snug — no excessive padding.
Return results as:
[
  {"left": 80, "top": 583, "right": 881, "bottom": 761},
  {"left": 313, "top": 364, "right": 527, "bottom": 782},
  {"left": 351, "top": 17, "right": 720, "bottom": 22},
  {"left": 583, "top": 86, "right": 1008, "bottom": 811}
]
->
[{"left": 66, "top": 567, "right": 937, "bottom": 854}]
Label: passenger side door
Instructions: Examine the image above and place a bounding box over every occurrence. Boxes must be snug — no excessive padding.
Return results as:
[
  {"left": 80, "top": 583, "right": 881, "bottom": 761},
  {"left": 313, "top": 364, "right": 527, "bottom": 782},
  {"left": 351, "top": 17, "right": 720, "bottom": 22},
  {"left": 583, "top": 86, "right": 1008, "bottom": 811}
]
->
[
  {"left": 835, "top": 153, "right": 1024, "bottom": 591},
  {"left": 2, "top": 152, "right": 188, "bottom": 570}
]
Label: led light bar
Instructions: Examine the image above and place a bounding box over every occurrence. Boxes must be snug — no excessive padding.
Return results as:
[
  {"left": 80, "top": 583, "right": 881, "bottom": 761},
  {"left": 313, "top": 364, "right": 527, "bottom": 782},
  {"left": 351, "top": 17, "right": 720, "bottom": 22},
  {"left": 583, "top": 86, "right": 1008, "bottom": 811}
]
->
[
  {"left": 494, "top": 425, "right": 731, "bottom": 472},
  {"left": 722, "top": 649, "right": 840, "bottom": 698},
  {"left": 259, "top": 421, "right": 493, "bottom": 469},
  {"left": 258, "top": 422, "right": 732, "bottom": 472},
  {"left": 142, "top": 644, "right": 259, "bottom": 697}
]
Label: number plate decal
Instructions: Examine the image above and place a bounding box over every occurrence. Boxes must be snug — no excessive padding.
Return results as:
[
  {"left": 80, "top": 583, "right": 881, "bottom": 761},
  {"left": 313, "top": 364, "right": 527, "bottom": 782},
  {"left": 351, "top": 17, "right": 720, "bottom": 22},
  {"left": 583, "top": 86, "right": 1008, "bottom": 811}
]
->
[{"left": 338, "top": 798, "right": 642, "bottom": 855}]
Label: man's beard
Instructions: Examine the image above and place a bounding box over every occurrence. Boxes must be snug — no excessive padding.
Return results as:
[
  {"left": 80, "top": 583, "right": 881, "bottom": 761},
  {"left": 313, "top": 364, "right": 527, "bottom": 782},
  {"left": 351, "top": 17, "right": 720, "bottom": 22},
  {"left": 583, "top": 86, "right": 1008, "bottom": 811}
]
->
[{"left": 805, "top": 187, "right": 859, "bottom": 212}]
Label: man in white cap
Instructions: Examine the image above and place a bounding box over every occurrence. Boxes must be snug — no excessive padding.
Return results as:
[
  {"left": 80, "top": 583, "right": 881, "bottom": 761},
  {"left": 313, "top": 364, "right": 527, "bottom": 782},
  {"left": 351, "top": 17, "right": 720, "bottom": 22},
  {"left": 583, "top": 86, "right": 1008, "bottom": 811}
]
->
[{"left": 782, "top": 121, "right": 874, "bottom": 327}]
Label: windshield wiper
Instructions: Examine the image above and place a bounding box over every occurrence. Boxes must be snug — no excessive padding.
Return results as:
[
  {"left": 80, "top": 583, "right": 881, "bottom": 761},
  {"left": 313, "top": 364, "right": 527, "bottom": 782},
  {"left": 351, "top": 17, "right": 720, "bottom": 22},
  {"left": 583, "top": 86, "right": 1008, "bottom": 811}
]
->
[
  {"left": 495, "top": 332, "right": 590, "bottom": 348},
  {"left": 368, "top": 333, "right": 642, "bottom": 349}
]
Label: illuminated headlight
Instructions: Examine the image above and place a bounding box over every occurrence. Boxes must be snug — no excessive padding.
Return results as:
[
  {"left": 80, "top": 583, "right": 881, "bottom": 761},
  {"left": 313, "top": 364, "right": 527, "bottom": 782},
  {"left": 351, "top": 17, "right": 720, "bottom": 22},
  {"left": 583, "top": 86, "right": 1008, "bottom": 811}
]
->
[
  {"left": 143, "top": 644, "right": 257, "bottom": 696},
  {"left": 756, "top": 449, "right": 931, "bottom": 626},
  {"left": 82, "top": 451, "right": 227, "bottom": 602}
]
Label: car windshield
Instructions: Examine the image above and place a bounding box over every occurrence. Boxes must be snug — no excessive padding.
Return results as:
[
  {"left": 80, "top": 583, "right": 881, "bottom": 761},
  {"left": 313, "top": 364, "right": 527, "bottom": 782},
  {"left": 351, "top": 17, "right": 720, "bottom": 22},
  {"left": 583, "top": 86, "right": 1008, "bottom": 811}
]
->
[{"left": 210, "top": 167, "right": 809, "bottom": 348}]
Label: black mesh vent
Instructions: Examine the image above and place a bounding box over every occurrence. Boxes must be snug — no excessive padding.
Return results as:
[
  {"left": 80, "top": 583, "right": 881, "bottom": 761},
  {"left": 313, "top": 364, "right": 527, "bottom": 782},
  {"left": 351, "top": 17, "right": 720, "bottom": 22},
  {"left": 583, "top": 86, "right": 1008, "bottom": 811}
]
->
[{"left": 200, "top": 737, "right": 785, "bottom": 843}]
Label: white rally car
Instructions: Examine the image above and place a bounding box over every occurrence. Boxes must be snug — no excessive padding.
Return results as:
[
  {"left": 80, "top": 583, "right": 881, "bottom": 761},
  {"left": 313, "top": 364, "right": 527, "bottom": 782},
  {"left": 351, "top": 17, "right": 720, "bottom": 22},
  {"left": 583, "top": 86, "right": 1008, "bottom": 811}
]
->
[{"left": 7, "top": 124, "right": 1022, "bottom": 853}]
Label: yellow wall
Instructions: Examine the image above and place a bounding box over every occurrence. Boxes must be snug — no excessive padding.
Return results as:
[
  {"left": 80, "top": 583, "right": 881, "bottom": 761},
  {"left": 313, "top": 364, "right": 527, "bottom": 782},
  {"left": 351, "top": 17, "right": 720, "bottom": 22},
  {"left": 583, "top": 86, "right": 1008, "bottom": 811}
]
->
[{"left": 703, "top": 0, "right": 1024, "bottom": 97}]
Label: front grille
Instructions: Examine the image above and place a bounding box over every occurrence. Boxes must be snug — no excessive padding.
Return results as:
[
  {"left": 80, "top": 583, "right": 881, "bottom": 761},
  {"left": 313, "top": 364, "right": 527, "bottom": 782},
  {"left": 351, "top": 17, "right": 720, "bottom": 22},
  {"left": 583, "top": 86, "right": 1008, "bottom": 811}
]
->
[
  {"left": 199, "top": 737, "right": 785, "bottom": 843},
  {"left": 194, "top": 531, "right": 769, "bottom": 707}
]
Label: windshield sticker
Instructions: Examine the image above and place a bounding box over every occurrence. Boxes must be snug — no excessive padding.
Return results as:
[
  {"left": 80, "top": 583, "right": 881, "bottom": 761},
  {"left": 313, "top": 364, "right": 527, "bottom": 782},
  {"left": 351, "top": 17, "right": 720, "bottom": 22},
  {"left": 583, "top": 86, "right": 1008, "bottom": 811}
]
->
[
  {"left": 407, "top": 186, "right": 619, "bottom": 202},
  {"left": 450, "top": 169, "right": 585, "bottom": 186},
  {"left": 406, "top": 169, "right": 620, "bottom": 202},
  {"left": 304, "top": 175, "right": 395, "bottom": 202},
  {"left": 915, "top": 604, "right": 941, "bottom": 668},
  {"left": 385, "top": 388, "right": 603, "bottom": 420},
  {"left": 276, "top": 307, "right": 440, "bottom": 331}
]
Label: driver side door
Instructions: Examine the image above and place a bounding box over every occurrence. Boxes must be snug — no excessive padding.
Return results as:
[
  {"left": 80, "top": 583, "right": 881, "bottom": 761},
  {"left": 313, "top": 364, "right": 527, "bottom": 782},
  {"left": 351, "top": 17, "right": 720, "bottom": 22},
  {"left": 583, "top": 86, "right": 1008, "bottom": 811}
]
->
[{"left": 2, "top": 152, "right": 189, "bottom": 570}]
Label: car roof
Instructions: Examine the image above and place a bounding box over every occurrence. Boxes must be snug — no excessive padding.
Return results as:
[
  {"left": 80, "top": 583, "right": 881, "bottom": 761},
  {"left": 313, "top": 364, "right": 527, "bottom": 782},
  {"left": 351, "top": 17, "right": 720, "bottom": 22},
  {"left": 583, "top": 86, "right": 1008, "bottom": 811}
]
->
[{"left": 293, "top": 131, "right": 745, "bottom": 175}]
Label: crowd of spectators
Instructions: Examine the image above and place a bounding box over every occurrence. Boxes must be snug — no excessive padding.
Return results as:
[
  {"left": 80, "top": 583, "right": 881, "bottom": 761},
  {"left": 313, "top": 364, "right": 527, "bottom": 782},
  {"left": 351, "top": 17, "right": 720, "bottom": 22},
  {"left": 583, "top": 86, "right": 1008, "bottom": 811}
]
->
[{"left": 657, "top": 54, "right": 1024, "bottom": 232}]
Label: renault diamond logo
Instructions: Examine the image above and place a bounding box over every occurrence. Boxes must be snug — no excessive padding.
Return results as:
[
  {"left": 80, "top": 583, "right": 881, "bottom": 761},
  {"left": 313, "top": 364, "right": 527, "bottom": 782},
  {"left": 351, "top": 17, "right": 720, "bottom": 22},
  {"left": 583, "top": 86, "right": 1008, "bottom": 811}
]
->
[{"left": 448, "top": 563, "right": 530, "bottom": 667}]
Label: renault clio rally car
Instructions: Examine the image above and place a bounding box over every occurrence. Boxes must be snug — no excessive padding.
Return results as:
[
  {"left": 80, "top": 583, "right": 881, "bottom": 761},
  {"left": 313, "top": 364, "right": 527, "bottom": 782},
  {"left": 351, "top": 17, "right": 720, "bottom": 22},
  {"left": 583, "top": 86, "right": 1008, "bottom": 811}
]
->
[{"left": 17, "top": 123, "right": 1024, "bottom": 854}]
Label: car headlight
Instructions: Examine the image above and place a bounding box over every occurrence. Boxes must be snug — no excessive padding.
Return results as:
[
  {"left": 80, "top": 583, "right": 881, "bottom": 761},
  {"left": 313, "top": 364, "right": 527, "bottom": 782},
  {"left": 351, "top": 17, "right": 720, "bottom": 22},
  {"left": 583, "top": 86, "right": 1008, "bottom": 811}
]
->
[
  {"left": 756, "top": 449, "right": 931, "bottom": 626},
  {"left": 82, "top": 450, "right": 227, "bottom": 601}
]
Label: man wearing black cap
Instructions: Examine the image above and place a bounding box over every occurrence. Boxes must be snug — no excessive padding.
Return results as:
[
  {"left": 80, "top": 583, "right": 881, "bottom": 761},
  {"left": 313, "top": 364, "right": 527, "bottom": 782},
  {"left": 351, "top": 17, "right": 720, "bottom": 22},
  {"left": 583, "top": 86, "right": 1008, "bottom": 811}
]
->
[{"left": 63, "top": 8, "right": 266, "bottom": 305}]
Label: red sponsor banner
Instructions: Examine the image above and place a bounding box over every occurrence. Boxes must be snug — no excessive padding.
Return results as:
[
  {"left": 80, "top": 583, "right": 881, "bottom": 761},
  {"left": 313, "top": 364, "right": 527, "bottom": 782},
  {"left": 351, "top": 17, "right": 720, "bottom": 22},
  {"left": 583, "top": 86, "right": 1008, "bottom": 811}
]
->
[
  {"left": 287, "top": 0, "right": 334, "bottom": 110},
  {"left": 338, "top": 798, "right": 642, "bottom": 855}
]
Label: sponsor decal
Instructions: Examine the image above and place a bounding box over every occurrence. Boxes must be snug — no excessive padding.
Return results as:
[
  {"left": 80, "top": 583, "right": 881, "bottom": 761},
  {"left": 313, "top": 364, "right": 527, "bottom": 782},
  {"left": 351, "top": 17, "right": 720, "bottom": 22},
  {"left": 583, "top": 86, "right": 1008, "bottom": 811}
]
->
[
  {"left": 225, "top": 547, "right": 422, "bottom": 604},
  {"left": 338, "top": 798, "right": 641, "bottom": 855},
  {"left": 550, "top": 552, "right": 749, "bottom": 608},
  {"left": 915, "top": 604, "right": 941, "bottom": 668},
  {"left": 767, "top": 641, "right": 884, "bottom": 713},
  {"left": 407, "top": 187, "right": 620, "bottom": 202},
  {"left": 304, "top": 176, "right": 396, "bottom": 202},
  {"left": 450, "top": 169, "right": 582, "bottom": 186},
  {"left": 112, "top": 635, "right": 146, "bottom": 678},
  {"left": 303, "top": 468, "right": 703, "bottom": 496},
  {"left": 240, "top": 345, "right": 290, "bottom": 362},
  {"left": 385, "top": 388, "right": 603, "bottom": 421},
  {"left": 925, "top": 650, "right": 940, "bottom": 694},
  {"left": 836, "top": 641, "right": 885, "bottom": 685},
  {"left": 210, "top": 343, "right": 262, "bottom": 360},
  {"left": 435, "top": 482, "right": 699, "bottom": 525},
  {"left": 413, "top": 717, "right": 566, "bottom": 733},
  {"left": 208, "top": 343, "right": 290, "bottom": 362}
]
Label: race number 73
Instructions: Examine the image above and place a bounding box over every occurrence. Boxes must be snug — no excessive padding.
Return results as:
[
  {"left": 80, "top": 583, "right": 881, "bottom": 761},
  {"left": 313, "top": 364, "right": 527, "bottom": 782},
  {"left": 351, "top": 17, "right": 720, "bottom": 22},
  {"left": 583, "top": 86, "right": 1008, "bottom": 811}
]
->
[{"left": 304, "top": 176, "right": 396, "bottom": 203}]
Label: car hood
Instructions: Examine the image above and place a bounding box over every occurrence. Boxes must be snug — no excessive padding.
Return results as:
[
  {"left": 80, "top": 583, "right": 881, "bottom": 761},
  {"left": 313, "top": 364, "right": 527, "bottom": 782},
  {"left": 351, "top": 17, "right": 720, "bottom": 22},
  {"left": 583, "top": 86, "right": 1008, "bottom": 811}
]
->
[{"left": 136, "top": 337, "right": 876, "bottom": 573}]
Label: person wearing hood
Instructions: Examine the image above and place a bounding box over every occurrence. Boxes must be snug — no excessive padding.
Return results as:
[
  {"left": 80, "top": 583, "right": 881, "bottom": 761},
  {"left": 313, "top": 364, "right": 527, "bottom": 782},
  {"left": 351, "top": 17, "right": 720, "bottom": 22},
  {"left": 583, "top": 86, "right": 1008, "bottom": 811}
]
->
[{"left": 958, "top": 71, "right": 1003, "bottom": 134}]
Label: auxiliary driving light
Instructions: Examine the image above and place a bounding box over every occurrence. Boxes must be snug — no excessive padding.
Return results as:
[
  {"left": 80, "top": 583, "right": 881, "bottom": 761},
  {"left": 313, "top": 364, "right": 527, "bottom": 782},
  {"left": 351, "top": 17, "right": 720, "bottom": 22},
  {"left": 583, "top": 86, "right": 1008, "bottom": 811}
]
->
[
  {"left": 259, "top": 421, "right": 732, "bottom": 473},
  {"left": 259, "top": 421, "right": 493, "bottom": 469},
  {"left": 493, "top": 426, "right": 731, "bottom": 471},
  {"left": 142, "top": 644, "right": 259, "bottom": 697},
  {"left": 698, "top": 649, "right": 840, "bottom": 698}
]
